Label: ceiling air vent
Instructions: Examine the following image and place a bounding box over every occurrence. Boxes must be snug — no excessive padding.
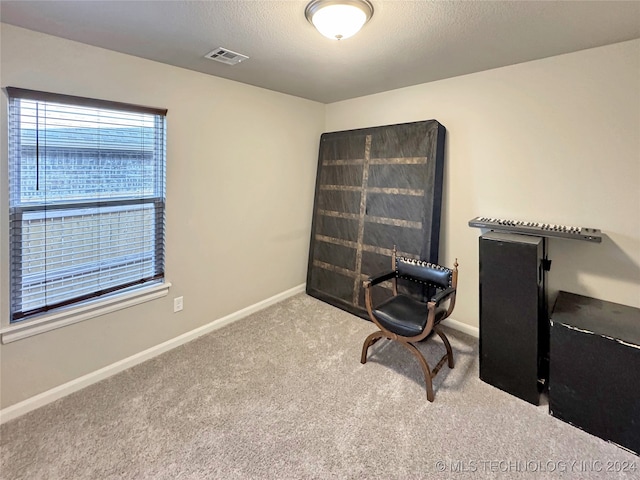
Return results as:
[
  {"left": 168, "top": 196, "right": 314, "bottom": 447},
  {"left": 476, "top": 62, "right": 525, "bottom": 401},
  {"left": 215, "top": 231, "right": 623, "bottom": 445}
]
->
[{"left": 204, "top": 47, "right": 249, "bottom": 66}]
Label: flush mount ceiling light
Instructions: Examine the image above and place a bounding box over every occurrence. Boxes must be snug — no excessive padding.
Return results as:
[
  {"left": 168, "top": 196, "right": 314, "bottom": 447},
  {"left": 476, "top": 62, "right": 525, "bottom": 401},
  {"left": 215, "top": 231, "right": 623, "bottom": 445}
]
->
[{"left": 305, "top": 0, "right": 374, "bottom": 40}]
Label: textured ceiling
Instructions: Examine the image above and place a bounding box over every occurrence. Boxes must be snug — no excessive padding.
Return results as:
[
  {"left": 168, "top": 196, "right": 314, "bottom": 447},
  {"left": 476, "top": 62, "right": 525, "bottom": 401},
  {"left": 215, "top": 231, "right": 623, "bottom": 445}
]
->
[{"left": 1, "top": 1, "right": 639, "bottom": 103}]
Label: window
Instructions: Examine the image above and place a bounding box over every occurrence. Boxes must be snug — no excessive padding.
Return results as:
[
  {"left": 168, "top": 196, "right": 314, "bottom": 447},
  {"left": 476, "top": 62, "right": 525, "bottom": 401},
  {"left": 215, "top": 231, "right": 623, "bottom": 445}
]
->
[{"left": 6, "top": 88, "right": 167, "bottom": 324}]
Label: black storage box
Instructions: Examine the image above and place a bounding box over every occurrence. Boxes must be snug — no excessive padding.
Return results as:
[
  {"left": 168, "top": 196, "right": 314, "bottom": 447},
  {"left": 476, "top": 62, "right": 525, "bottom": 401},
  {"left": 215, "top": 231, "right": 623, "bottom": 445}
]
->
[{"left": 549, "top": 291, "right": 640, "bottom": 455}]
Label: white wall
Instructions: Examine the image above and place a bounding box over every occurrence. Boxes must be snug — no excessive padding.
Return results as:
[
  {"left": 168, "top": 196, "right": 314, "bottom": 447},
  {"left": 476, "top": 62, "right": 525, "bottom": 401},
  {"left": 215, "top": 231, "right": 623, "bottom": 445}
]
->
[
  {"left": 1, "top": 23, "right": 638, "bottom": 411},
  {"left": 326, "top": 39, "right": 640, "bottom": 329},
  {"left": 0, "top": 24, "right": 325, "bottom": 408}
]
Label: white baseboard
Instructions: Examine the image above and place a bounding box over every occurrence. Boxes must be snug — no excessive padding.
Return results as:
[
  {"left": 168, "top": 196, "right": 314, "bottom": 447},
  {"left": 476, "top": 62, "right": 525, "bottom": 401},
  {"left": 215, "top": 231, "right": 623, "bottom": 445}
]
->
[
  {"left": 441, "top": 317, "right": 480, "bottom": 338},
  {"left": 0, "top": 284, "right": 306, "bottom": 425}
]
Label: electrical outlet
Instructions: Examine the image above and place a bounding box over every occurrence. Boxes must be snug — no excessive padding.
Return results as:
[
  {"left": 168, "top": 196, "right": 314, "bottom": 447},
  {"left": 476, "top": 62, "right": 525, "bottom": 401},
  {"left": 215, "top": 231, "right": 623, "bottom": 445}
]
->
[{"left": 173, "top": 296, "right": 184, "bottom": 313}]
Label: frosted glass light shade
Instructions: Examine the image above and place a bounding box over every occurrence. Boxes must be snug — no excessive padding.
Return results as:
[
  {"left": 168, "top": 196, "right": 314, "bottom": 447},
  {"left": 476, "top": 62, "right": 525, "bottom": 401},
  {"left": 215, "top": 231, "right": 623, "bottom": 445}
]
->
[{"left": 305, "top": 0, "right": 374, "bottom": 40}]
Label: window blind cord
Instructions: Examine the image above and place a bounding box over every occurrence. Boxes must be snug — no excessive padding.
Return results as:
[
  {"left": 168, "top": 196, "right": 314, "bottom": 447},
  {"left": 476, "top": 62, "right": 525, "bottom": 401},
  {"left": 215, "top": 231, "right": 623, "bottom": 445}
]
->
[
  {"left": 98, "top": 117, "right": 102, "bottom": 291},
  {"left": 43, "top": 102, "right": 48, "bottom": 306},
  {"left": 142, "top": 120, "right": 145, "bottom": 280},
  {"left": 35, "top": 102, "right": 39, "bottom": 191}
]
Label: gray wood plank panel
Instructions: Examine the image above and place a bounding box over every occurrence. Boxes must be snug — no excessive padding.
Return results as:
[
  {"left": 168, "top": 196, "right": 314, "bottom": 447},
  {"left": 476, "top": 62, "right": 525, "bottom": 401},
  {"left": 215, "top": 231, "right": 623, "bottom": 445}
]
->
[{"left": 307, "top": 120, "right": 446, "bottom": 319}]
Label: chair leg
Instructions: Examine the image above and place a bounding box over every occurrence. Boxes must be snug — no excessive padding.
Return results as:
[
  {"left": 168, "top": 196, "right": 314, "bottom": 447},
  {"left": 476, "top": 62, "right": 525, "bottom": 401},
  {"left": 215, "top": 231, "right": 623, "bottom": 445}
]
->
[
  {"left": 398, "top": 341, "right": 435, "bottom": 402},
  {"left": 361, "top": 331, "right": 385, "bottom": 364},
  {"left": 435, "top": 326, "right": 455, "bottom": 369}
]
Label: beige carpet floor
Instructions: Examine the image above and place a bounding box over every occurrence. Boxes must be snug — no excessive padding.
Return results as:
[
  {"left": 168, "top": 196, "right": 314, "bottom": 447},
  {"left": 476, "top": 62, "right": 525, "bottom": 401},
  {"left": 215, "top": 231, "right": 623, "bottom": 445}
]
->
[{"left": 1, "top": 293, "right": 637, "bottom": 479}]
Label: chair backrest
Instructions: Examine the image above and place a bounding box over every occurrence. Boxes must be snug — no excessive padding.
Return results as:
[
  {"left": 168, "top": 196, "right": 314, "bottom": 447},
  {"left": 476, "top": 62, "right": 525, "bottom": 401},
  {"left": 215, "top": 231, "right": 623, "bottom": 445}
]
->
[{"left": 395, "top": 256, "right": 453, "bottom": 290}]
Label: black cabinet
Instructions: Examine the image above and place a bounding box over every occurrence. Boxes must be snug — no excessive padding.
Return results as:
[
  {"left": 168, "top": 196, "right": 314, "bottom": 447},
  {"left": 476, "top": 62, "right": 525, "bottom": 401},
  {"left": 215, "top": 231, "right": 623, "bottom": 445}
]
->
[
  {"left": 479, "top": 232, "right": 548, "bottom": 405},
  {"left": 549, "top": 292, "right": 640, "bottom": 455}
]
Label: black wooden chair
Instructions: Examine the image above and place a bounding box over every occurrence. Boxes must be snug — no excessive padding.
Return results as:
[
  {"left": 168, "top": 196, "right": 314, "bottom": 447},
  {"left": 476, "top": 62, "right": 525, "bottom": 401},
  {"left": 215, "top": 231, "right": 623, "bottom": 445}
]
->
[{"left": 361, "top": 248, "right": 459, "bottom": 402}]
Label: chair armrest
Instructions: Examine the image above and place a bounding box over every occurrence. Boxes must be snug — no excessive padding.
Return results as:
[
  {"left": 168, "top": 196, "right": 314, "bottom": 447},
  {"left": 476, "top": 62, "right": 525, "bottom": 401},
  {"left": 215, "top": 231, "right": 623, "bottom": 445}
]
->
[
  {"left": 363, "top": 270, "right": 395, "bottom": 288},
  {"left": 431, "top": 287, "right": 456, "bottom": 306}
]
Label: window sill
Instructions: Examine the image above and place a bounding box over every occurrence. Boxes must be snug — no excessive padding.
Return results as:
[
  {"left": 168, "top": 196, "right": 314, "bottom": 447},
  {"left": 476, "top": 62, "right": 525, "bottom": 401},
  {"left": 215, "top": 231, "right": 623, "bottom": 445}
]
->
[{"left": 0, "top": 282, "right": 171, "bottom": 344}]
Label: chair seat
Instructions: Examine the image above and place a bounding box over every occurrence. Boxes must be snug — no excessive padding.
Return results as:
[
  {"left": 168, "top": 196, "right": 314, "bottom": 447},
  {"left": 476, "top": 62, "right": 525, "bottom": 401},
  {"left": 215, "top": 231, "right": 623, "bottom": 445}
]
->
[{"left": 373, "top": 294, "right": 447, "bottom": 338}]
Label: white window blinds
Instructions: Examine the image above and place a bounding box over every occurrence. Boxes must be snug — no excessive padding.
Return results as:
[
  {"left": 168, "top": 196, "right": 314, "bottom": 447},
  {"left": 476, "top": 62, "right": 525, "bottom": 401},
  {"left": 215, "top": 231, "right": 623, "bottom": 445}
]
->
[{"left": 6, "top": 88, "right": 167, "bottom": 323}]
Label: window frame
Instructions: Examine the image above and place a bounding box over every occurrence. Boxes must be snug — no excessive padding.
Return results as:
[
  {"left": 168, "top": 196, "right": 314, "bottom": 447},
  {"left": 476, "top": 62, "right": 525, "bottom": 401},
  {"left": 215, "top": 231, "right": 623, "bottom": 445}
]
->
[{"left": 1, "top": 88, "right": 170, "bottom": 342}]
